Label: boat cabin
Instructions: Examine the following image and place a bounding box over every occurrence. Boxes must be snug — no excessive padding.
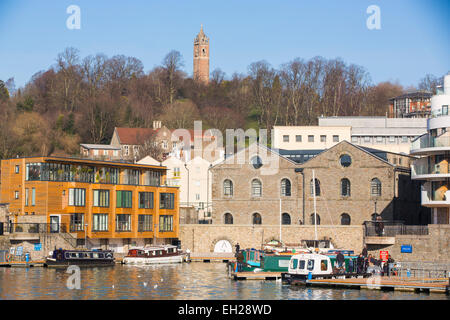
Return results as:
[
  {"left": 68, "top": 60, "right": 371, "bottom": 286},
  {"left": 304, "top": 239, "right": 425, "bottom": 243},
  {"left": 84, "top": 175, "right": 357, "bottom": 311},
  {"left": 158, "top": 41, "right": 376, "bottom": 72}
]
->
[
  {"left": 50, "top": 249, "right": 114, "bottom": 261},
  {"left": 126, "top": 245, "right": 179, "bottom": 258},
  {"left": 288, "top": 253, "right": 333, "bottom": 276}
]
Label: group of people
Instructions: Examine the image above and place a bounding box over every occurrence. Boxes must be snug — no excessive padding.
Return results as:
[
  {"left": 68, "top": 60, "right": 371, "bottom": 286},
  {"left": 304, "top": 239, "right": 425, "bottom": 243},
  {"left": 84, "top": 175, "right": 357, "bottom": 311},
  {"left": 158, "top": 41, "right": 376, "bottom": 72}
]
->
[{"left": 355, "top": 246, "right": 395, "bottom": 275}]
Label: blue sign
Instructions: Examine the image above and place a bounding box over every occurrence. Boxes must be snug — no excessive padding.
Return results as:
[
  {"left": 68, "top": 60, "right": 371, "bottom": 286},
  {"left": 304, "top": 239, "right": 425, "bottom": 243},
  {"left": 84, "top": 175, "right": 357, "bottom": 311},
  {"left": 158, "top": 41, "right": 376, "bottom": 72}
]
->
[
  {"left": 401, "top": 245, "right": 412, "bottom": 253},
  {"left": 15, "top": 246, "right": 23, "bottom": 256},
  {"left": 34, "top": 243, "right": 42, "bottom": 251}
]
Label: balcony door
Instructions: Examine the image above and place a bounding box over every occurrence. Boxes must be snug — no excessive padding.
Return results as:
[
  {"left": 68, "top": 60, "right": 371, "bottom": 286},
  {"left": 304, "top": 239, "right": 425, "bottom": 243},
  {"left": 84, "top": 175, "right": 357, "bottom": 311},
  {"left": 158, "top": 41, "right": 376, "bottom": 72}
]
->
[{"left": 50, "top": 215, "right": 60, "bottom": 233}]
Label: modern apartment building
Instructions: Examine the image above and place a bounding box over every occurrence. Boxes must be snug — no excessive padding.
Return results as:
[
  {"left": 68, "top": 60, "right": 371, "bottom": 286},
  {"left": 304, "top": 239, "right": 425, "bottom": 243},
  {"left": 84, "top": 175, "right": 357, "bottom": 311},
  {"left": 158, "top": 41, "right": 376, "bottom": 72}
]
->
[
  {"left": 0, "top": 157, "right": 179, "bottom": 252},
  {"left": 411, "top": 74, "right": 450, "bottom": 224},
  {"left": 389, "top": 91, "right": 432, "bottom": 118}
]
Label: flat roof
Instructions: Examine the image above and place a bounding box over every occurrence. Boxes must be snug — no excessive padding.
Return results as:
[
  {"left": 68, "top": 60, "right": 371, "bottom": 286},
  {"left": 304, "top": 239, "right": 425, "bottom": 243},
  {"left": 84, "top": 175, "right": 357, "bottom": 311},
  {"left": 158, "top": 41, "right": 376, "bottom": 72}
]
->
[
  {"left": 3, "top": 156, "right": 167, "bottom": 170},
  {"left": 80, "top": 144, "right": 121, "bottom": 150}
]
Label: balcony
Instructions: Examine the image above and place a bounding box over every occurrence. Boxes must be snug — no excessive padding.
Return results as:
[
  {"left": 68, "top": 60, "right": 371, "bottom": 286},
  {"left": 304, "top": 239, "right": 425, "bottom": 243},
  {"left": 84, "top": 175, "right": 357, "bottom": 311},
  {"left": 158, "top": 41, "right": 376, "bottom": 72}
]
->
[
  {"left": 410, "top": 133, "right": 450, "bottom": 155},
  {"left": 411, "top": 157, "right": 450, "bottom": 180},
  {"left": 420, "top": 182, "right": 450, "bottom": 207}
]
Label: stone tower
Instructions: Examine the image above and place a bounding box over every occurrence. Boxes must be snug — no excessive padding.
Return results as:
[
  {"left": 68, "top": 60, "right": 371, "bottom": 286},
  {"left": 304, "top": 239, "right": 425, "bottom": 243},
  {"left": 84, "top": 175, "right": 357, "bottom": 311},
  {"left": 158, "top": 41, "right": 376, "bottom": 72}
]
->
[{"left": 193, "top": 25, "right": 209, "bottom": 84}]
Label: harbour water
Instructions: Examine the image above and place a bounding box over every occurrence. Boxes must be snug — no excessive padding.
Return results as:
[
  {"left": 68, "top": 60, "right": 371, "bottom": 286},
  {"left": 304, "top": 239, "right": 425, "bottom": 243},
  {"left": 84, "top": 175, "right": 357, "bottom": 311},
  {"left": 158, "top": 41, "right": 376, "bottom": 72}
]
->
[{"left": 0, "top": 263, "right": 448, "bottom": 300}]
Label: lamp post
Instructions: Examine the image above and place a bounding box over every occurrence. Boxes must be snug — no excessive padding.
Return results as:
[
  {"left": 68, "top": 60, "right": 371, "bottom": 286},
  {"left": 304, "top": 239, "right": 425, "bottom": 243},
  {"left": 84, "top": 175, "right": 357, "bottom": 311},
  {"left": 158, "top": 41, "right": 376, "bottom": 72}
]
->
[{"left": 184, "top": 163, "right": 190, "bottom": 207}]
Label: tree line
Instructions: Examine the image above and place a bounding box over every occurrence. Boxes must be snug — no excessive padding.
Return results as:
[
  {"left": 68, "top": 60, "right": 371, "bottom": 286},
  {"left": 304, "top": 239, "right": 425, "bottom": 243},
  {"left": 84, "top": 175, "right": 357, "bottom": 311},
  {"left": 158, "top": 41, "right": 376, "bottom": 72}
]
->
[{"left": 0, "top": 47, "right": 445, "bottom": 159}]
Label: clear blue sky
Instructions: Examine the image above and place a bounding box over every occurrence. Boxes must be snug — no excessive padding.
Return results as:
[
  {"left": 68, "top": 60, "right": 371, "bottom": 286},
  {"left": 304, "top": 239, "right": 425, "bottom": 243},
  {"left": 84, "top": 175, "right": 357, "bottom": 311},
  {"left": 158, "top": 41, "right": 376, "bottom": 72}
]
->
[{"left": 0, "top": 0, "right": 449, "bottom": 89}]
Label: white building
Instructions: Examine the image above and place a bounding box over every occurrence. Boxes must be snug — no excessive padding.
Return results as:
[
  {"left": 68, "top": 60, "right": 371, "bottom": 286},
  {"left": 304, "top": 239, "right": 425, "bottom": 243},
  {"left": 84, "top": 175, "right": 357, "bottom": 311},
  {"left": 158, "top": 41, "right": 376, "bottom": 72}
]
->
[
  {"left": 411, "top": 74, "right": 450, "bottom": 224},
  {"left": 273, "top": 117, "right": 428, "bottom": 154}
]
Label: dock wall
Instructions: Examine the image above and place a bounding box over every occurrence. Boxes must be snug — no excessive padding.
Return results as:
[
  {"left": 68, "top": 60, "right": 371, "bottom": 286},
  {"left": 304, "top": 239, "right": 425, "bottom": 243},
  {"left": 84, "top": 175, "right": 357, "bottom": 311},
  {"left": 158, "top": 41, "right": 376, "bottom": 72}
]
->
[{"left": 179, "top": 224, "right": 364, "bottom": 253}]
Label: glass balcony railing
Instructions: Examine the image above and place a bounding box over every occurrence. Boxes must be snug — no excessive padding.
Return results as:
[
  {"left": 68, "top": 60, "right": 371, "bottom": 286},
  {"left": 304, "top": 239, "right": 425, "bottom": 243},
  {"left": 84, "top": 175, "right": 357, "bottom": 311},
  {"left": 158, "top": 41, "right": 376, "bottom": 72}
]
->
[
  {"left": 412, "top": 161, "right": 450, "bottom": 176},
  {"left": 411, "top": 134, "right": 450, "bottom": 151}
]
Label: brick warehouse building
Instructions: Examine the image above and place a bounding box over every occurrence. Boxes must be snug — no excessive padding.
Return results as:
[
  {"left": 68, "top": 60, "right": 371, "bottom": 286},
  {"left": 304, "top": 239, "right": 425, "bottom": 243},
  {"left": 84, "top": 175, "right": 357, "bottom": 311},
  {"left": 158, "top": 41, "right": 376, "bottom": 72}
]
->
[
  {"left": 211, "top": 141, "right": 427, "bottom": 227},
  {"left": 0, "top": 157, "right": 179, "bottom": 253}
]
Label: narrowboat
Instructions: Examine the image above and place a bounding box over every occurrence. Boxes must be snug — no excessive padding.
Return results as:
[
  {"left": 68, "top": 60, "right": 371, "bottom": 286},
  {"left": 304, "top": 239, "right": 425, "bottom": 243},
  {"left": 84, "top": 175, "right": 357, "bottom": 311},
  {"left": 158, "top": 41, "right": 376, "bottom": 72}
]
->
[
  {"left": 44, "top": 248, "right": 115, "bottom": 267},
  {"left": 281, "top": 253, "right": 370, "bottom": 285},
  {"left": 122, "top": 245, "right": 187, "bottom": 265}
]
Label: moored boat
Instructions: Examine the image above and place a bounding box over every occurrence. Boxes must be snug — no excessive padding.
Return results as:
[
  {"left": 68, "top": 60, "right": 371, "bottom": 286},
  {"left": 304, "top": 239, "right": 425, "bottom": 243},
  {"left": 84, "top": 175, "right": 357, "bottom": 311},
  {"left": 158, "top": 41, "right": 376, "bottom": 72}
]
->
[
  {"left": 44, "top": 248, "right": 115, "bottom": 268},
  {"left": 122, "top": 245, "right": 186, "bottom": 265},
  {"left": 281, "top": 253, "right": 370, "bottom": 285}
]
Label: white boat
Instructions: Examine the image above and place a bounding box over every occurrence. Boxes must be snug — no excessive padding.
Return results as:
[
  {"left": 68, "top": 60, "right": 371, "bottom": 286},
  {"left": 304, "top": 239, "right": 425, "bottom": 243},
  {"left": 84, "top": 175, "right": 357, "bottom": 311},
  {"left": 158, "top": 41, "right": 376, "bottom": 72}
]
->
[
  {"left": 282, "top": 253, "right": 370, "bottom": 284},
  {"left": 122, "top": 245, "right": 187, "bottom": 265}
]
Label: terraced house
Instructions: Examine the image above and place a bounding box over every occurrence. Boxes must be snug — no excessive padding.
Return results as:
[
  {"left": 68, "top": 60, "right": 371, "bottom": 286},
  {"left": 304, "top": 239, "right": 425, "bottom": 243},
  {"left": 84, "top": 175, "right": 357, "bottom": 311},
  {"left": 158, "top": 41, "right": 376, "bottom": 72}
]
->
[{"left": 0, "top": 157, "right": 179, "bottom": 253}]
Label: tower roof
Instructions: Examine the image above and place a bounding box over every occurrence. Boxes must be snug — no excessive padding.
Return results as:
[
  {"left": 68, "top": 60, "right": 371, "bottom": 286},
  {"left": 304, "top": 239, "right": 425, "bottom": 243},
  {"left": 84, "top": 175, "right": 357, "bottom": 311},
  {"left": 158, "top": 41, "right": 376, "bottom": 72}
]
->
[{"left": 194, "top": 24, "right": 209, "bottom": 43}]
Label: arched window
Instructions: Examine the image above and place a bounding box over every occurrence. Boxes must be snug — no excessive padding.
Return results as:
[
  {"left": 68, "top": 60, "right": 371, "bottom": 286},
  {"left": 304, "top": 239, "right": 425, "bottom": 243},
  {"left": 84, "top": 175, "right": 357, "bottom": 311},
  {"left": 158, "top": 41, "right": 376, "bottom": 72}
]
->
[
  {"left": 224, "top": 212, "right": 233, "bottom": 224},
  {"left": 252, "top": 213, "right": 262, "bottom": 225},
  {"left": 282, "top": 213, "right": 291, "bottom": 225},
  {"left": 371, "top": 178, "right": 382, "bottom": 196},
  {"left": 281, "top": 178, "right": 291, "bottom": 196},
  {"left": 310, "top": 178, "right": 321, "bottom": 196},
  {"left": 251, "top": 179, "right": 262, "bottom": 197},
  {"left": 310, "top": 213, "right": 321, "bottom": 225},
  {"left": 341, "top": 213, "right": 351, "bottom": 225},
  {"left": 223, "top": 179, "right": 233, "bottom": 196},
  {"left": 341, "top": 178, "right": 351, "bottom": 197},
  {"left": 251, "top": 156, "right": 263, "bottom": 169}
]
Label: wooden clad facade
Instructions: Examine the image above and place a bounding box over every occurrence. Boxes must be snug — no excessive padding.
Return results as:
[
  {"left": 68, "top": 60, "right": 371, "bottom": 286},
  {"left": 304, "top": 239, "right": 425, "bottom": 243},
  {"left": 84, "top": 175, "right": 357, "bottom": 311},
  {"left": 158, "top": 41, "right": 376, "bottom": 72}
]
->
[{"left": 0, "top": 157, "right": 179, "bottom": 241}]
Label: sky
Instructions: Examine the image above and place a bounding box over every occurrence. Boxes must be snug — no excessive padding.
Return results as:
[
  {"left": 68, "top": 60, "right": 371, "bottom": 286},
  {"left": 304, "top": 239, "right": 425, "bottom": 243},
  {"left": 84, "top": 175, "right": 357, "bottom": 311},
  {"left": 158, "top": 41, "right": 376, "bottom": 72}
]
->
[{"left": 0, "top": 0, "right": 449, "bottom": 89}]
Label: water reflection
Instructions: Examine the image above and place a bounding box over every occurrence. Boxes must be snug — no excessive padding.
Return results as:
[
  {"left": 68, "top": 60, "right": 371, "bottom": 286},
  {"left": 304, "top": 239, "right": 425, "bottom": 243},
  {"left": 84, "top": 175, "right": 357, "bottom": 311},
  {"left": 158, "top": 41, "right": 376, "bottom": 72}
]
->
[{"left": 0, "top": 263, "right": 448, "bottom": 300}]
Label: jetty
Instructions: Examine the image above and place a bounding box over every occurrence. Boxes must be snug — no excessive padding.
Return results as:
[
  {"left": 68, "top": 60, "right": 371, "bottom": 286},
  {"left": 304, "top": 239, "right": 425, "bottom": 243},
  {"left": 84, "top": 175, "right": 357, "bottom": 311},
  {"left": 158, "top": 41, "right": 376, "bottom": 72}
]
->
[
  {"left": 293, "top": 276, "right": 450, "bottom": 294},
  {"left": 230, "top": 271, "right": 283, "bottom": 281},
  {"left": 189, "top": 252, "right": 236, "bottom": 263}
]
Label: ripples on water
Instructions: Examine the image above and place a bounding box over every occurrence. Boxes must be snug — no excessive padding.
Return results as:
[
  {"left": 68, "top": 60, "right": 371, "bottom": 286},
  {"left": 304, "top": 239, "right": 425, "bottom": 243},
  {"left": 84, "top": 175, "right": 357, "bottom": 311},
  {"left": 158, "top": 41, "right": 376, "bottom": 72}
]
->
[{"left": 0, "top": 263, "right": 448, "bottom": 300}]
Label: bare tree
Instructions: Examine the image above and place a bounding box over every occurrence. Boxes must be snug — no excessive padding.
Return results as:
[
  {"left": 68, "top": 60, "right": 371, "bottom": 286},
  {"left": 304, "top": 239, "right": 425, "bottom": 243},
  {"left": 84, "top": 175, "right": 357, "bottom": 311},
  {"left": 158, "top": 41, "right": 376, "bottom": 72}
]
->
[{"left": 162, "top": 50, "right": 185, "bottom": 104}]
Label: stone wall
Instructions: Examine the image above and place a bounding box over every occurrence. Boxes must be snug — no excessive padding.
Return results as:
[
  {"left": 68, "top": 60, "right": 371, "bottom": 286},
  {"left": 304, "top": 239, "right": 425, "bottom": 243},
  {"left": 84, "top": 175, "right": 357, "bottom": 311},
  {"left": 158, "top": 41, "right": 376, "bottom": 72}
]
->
[
  {"left": 179, "top": 224, "right": 364, "bottom": 253},
  {"left": 367, "top": 225, "right": 450, "bottom": 263}
]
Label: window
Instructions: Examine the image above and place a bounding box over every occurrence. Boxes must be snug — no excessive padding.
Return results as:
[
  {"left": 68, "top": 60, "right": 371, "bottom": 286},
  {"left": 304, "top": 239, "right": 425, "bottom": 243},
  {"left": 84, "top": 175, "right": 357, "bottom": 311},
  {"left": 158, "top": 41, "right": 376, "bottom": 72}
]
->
[
  {"left": 251, "top": 156, "right": 263, "bottom": 169},
  {"left": 310, "top": 213, "right": 321, "bottom": 225},
  {"left": 31, "top": 188, "right": 35, "bottom": 206},
  {"left": 296, "top": 135, "right": 302, "bottom": 142},
  {"left": 124, "top": 145, "right": 129, "bottom": 156},
  {"left": 308, "top": 135, "right": 314, "bottom": 142},
  {"left": 351, "top": 136, "right": 358, "bottom": 143},
  {"left": 321, "top": 260, "right": 328, "bottom": 271},
  {"left": 25, "top": 189, "right": 29, "bottom": 206},
  {"left": 224, "top": 212, "right": 233, "bottom": 224},
  {"left": 291, "top": 259, "right": 298, "bottom": 269},
  {"left": 70, "top": 213, "right": 84, "bottom": 232},
  {"left": 93, "top": 214, "right": 108, "bottom": 232},
  {"left": 93, "top": 190, "right": 109, "bottom": 207},
  {"left": 159, "top": 215, "right": 173, "bottom": 232},
  {"left": 223, "top": 179, "right": 233, "bottom": 196},
  {"left": 298, "top": 260, "right": 305, "bottom": 270},
  {"left": 283, "top": 135, "right": 289, "bottom": 142},
  {"left": 69, "top": 188, "right": 85, "bottom": 206},
  {"left": 341, "top": 178, "right": 351, "bottom": 197},
  {"left": 93, "top": 149, "right": 99, "bottom": 156},
  {"left": 364, "top": 136, "right": 371, "bottom": 143},
  {"left": 15, "top": 165, "right": 19, "bottom": 173},
  {"left": 195, "top": 193, "right": 200, "bottom": 201},
  {"left": 376, "top": 136, "right": 383, "bottom": 143},
  {"left": 282, "top": 213, "right": 291, "bottom": 225},
  {"left": 389, "top": 136, "right": 395, "bottom": 143},
  {"left": 138, "top": 215, "right": 153, "bottom": 232},
  {"left": 160, "top": 193, "right": 174, "bottom": 209},
  {"left": 401, "top": 136, "right": 408, "bottom": 143},
  {"left": 14, "top": 191, "right": 19, "bottom": 199},
  {"left": 310, "top": 179, "right": 321, "bottom": 196},
  {"left": 333, "top": 135, "right": 339, "bottom": 142},
  {"left": 341, "top": 213, "right": 351, "bottom": 225},
  {"left": 173, "top": 167, "right": 180, "bottom": 178},
  {"left": 252, "top": 213, "right": 262, "bottom": 225},
  {"left": 116, "top": 214, "right": 131, "bottom": 232},
  {"left": 251, "top": 179, "right": 262, "bottom": 197},
  {"left": 320, "top": 135, "right": 326, "bottom": 143},
  {"left": 339, "top": 154, "right": 352, "bottom": 167},
  {"left": 162, "top": 141, "right": 168, "bottom": 149},
  {"left": 116, "top": 190, "right": 132, "bottom": 208},
  {"left": 138, "top": 192, "right": 154, "bottom": 209},
  {"left": 124, "top": 169, "right": 140, "bottom": 185},
  {"left": 281, "top": 178, "right": 291, "bottom": 196},
  {"left": 443, "top": 105, "right": 448, "bottom": 116},
  {"left": 307, "top": 259, "right": 315, "bottom": 271},
  {"left": 371, "top": 178, "right": 382, "bottom": 196}
]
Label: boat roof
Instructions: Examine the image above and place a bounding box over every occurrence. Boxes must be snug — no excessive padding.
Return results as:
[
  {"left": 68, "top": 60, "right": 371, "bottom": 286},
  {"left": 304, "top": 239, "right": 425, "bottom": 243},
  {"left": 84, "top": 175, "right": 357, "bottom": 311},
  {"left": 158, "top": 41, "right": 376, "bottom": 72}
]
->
[{"left": 130, "top": 245, "right": 177, "bottom": 251}]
